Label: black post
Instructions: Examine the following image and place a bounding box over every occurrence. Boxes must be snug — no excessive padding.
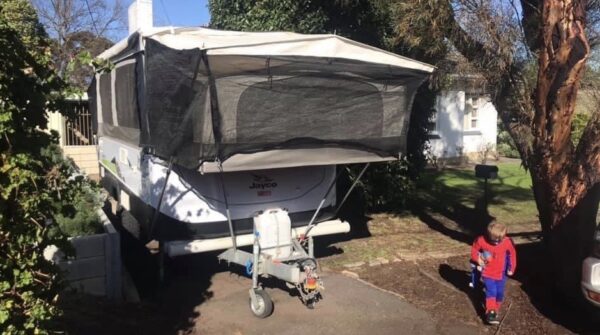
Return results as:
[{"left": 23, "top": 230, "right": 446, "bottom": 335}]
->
[{"left": 483, "top": 177, "right": 488, "bottom": 210}]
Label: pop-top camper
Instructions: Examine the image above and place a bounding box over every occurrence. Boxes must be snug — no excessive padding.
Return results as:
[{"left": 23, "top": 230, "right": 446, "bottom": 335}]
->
[{"left": 89, "top": 25, "right": 434, "bottom": 317}]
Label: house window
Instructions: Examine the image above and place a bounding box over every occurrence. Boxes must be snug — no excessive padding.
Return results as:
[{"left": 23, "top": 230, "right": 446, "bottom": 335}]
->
[
  {"left": 427, "top": 97, "right": 440, "bottom": 135},
  {"left": 465, "top": 94, "right": 480, "bottom": 130},
  {"left": 427, "top": 110, "right": 438, "bottom": 133}
]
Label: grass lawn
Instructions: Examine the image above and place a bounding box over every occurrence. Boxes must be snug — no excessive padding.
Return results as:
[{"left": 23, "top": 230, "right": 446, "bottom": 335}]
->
[
  {"left": 320, "top": 161, "right": 541, "bottom": 270},
  {"left": 416, "top": 162, "right": 539, "bottom": 227}
]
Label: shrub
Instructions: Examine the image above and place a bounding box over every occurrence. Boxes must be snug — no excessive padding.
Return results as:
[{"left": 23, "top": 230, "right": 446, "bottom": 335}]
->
[
  {"left": 42, "top": 144, "right": 104, "bottom": 237},
  {"left": 0, "top": 1, "right": 99, "bottom": 332},
  {"left": 497, "top": 129, "right": 520, "bottom": 158},
  {"left": 352, "top": 158, "right": 414, "bottom": 212}
]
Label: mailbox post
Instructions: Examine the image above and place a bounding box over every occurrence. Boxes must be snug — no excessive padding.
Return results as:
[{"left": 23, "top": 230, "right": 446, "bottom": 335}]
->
[{"left": 475, "top": 164, "right": 498, "bottom": 209}]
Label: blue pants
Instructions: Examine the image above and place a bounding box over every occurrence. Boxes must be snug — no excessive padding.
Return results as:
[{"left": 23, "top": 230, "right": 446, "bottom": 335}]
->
[
  {"left": 470, "top": 263, "right": 481, "bottom": 287},
  {"left": 483, "top": 276, "right": 507, "bottom": 311}
]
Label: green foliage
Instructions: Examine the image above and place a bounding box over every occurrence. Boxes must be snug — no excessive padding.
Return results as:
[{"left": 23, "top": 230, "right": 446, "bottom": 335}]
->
[
  {"left": 41, "top": 144, "right": 104, "bottom": 238},
  {"left": 497, "top": 129, "right": 520, "bottom": 158},
  {"left": 209, "top": 0, "right": 327, "bottom": 34},
  {"left": 209, "top": 0, "right": 390, "bottom": 47},
  {"left": 0, "top": 0, "right": 100, "bottom": 332},
  {"left": 354, "top": 159, "right": 414, "bottom": 212},
  {"left": 63, "top": 49, "right": 114, "bottom": 96}
]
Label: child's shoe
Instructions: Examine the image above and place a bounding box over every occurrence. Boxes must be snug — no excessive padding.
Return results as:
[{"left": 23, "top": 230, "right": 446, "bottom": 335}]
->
[{"left": 485, "top": 310, "right": 499, "bottom": 325}]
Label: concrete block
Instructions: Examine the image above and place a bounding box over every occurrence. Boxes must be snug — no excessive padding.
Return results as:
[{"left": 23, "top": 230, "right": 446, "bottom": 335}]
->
[
  {"left": 99, "top": 208, "right": 122, "bottom": 301},
  {"left": 59, "top": 256, "right": 106, "bottom": 281},
  {"left": 71, "top": 234, "right": 106, "bottom": 259},
  {"left": 69, "top": 277, "right": 106, "bottom": 296}
]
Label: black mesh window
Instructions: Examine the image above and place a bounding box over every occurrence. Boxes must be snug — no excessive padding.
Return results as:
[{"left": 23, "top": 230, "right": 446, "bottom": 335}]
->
[
  {"left": 236, "top": 76, "right": 383, "bottom": 143},
  {"left": 115, "top": 63, "right": 139, "bottom": 129},
  {"left": 99, "top": 72, "right": 112, "bottom": 125}
]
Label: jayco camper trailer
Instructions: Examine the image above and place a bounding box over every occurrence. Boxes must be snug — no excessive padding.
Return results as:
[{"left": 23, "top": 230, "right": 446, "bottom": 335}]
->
[{"left": 90, "top": 26, "right": 434, "bottom": 317}]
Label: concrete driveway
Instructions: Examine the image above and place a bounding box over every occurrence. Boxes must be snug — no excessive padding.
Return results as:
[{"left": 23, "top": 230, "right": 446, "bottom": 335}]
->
[{"left": 189, "top": 271, "right": 478, "bottom": 335}]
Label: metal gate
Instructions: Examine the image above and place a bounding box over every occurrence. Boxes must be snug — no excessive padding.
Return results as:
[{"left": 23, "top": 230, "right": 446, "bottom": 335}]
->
[{"left": 64, "top": 100, "right": 96, "bottom": 146}]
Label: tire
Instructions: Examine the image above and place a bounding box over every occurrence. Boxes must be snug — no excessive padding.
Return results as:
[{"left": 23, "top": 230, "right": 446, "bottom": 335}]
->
[
  {"left": 120, "top": 208, "right": 142, "bottom": 240},
  {"left": 249, "top": 289, "right": 274, "bottom": 318}
]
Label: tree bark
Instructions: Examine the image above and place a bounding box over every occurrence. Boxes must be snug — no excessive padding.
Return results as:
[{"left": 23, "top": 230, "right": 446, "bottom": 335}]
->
[
  {"left": 539, "top": 183, "right": 600, "bottom": 298},
  {"left": 528, "top": 0, "right": 600, "bottom": 296}
]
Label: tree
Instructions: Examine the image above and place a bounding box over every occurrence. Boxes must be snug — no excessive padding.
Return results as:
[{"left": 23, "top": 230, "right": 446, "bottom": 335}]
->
[
  {"left": 209, "top": 0, "right": 391, "bottom": 47},
  {"left": 393, "top": 0, "right": 600, "bottom": 297},
  {"left": 33, "top": 0, "right": 123, "bottom": 90},
  {"left": 0, "top": 0, "right": 94, "bottom": 332}
]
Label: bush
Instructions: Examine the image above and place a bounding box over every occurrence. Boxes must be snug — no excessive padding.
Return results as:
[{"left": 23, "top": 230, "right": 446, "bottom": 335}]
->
[
  {"left": 42, "top": 144, "right": 104, "bottom": 237},
  {"left": 54, "top": 182, "right": 104, "bottom": 237},
  {"left": 352, "top": 159, "right": 414, "bottom": 212},
  {"left": 497, "top": 129, "right": 520, "bottom": 158},
  {"left": 0, "top": 1, "right": 104, "bottom": 332}
]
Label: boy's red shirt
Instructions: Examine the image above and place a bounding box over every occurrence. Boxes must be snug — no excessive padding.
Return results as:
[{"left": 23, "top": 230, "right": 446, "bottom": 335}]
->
[{"left": 471, "top": 236, "right": 517, "bottom": 280}]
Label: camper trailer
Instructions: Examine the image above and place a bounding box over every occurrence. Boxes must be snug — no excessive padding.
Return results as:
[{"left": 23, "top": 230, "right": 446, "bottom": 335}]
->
[{"left": 90, "top": 26, "right": 434, "bottom": 317}]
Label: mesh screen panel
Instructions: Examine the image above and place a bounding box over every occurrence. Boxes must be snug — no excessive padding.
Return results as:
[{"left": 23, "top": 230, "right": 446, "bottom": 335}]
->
[
  {"left": 115, "top": 63, "right": 140, "bottom": 129},
  {"left": 236, "top": 75, "right": 383, "bottom": 143},
  {"left": 99, "top": 73, "right": 112, "bottom": 125}
]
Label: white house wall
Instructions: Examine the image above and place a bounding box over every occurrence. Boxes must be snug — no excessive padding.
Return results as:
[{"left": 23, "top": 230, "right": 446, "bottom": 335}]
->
[
  {"left": 429, "top": 91, "right": 465, "bottom": 158},
  {"left": 429, "top": 90, "right": 498, "bottom": 160},
  {"left": 462, "top": 97, "right": 498, "bottom": 156}
]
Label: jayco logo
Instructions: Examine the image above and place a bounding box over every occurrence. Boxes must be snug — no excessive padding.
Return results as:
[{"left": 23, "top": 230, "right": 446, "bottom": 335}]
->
[{"left": 249, "top": 174, "right": 278, "bottom": 190}]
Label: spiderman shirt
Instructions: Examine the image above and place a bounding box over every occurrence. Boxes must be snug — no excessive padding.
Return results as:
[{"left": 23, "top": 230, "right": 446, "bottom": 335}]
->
[{"left": 470, "top": 236, "right": 517, "bottom": 280}]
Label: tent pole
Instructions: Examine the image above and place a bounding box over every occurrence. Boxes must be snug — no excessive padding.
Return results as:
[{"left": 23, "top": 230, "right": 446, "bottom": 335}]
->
[
  {"left": 302, "top": 166, "right": 347, "bottom": 238},
  {"left": 333, "top": 163, "right": 370, "bottom": 217},
  {"left": 217, "top": 161, "right": 237, "bottom": 250},
  {"left": 304, "top": 163, "right": 370, "bottom": 239}
]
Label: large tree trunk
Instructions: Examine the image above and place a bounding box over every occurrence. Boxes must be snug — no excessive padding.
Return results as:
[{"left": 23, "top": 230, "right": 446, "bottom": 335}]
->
[
  {"left": 529, "top": 0, "right": 600, "bottom": 297},
  {"left": 534, "top": 182, "right": 600, "bottom": 298}
]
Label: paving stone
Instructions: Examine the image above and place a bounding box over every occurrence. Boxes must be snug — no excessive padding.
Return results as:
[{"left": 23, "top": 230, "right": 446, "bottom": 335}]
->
[
  {"left": 341, "top": 270, "right": 360, "bottom": 279},
  {"left": 343, "top": 261, "right": 365, "bottom": 268}
]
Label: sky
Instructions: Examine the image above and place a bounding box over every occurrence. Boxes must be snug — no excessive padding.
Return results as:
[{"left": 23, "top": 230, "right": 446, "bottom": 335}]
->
[{"left": 114, "top": 0, "right": 211, "bottom": 40}]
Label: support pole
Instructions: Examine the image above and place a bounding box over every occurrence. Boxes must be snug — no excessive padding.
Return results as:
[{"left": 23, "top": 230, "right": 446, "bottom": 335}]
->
[
  {"left": 252, "top": 232, "right": 260, "bottom": 289},
  {"left": 305, "top": 163, "right": 370, "bottom": 239},
  {"left": 334, "top": 163, "right": 370, "bottom": 217},
  {"left": 217, "top": 161, "right": 237, "bottom": 250}
]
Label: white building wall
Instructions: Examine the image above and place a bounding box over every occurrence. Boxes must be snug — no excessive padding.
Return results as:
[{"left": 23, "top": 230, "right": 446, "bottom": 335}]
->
[
  {"left": 428, "top": 91, "right": 498, "bottom": 160},
  {"left": 462, "top": 96, "right": 498, "bottom": 156},
  {"left": 428, "top": 90, "right": 465, "bottom": 158}
]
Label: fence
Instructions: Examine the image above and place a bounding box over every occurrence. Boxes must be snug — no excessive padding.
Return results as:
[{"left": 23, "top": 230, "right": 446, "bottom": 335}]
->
[
  {"left": 63, "top": 100, "right": 96, "bottom": 146},
  {"left": 47, "top": 99, "right": 100, "bottom": 177}
]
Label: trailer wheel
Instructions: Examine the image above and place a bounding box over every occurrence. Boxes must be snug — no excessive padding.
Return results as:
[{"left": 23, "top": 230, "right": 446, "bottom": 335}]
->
[
  {"left": 249, "top": 289, "right": 273, "bottom": 318},
  {"left": 120, "top": 208, "right": 142, "bottom": 240}
]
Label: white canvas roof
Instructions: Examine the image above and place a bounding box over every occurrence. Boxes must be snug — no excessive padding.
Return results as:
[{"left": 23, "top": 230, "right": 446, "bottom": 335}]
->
[{"left": 99, "top": 27, "right": 435, "bottom": 73}]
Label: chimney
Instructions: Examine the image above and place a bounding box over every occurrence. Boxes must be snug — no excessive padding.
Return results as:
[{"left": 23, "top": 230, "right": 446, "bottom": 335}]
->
[{"left": 128, "top": 0, "right": 153, "bottom": 35}]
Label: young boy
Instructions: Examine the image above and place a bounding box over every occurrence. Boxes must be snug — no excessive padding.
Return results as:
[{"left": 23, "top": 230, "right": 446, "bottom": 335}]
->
[{"left": 471, "top": 221, "right": 517, "bottom": 325}]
